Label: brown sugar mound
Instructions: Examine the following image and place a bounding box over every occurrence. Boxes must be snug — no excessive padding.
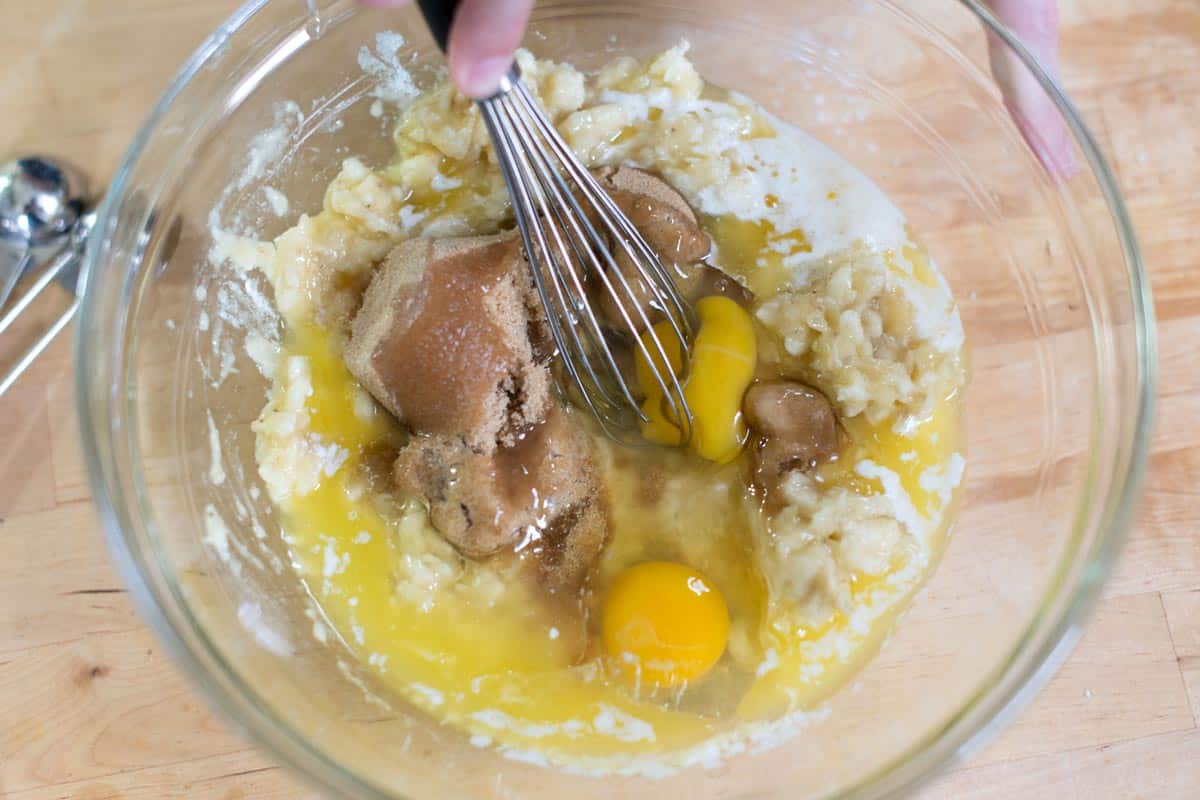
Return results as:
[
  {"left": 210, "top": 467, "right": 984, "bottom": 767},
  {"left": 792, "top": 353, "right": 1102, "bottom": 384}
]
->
[
  {"left": 587, "top": 166, "right": 753, "bottom": 327},
  {"left": 346, "top": 232, "right": 551, "bottom": 455},
  {"left": 743, "top": 380, "right": 841, "bottom": 509},
  {"left": 393, "top": 407, "right": 608, "bottom": 592},
  {"left": 349, "top": 231, "right": 609, "bottom": 591},
  {"left": 592, "top": 165, "right": 712, "bottom": 264}
]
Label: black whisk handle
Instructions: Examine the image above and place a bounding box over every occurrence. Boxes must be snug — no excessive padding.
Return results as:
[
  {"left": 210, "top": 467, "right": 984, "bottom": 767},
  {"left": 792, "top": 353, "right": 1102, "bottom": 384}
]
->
[{"left": 415, "top": 0, "right": 462, "bottom": 53}]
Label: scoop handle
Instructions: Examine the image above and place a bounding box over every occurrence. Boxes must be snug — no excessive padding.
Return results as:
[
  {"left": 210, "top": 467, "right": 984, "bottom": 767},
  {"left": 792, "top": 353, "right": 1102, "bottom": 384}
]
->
[{"left": 415, "top": 0, "right": 461, "bottom": 53}]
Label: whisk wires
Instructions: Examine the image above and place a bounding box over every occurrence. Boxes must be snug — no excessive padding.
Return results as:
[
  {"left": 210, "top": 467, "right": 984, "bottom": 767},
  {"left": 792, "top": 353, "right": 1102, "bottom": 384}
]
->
[{"left": 477, "top": 66, "right": 696, "bottom": 443}]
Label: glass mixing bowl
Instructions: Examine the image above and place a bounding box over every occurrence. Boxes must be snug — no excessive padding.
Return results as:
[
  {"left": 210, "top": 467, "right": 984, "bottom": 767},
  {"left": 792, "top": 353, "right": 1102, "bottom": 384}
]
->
[{"left": 75, "top": 0, "right": 1155, "bottom": 797}]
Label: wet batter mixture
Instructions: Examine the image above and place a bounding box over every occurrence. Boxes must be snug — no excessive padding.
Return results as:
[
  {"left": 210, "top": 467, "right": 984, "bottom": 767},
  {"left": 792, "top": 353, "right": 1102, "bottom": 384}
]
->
[{"left": 218, "top": 42, "right": 968, "bottom": 773}]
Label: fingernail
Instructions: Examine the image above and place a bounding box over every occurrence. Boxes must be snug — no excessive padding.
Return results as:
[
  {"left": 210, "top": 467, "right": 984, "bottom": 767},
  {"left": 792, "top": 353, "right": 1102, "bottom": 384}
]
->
[{"left": 458, "top": 56, "right": 512, "bottom": 99}]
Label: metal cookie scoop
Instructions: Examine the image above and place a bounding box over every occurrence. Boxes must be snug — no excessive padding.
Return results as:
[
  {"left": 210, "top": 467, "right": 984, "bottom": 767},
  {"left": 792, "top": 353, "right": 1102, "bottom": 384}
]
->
[
  {"left": 0, "top": 158, "right": 88, "bottom": 305},
  {"left": 0, "top": 156, "right": 95, "bottom": 397}
]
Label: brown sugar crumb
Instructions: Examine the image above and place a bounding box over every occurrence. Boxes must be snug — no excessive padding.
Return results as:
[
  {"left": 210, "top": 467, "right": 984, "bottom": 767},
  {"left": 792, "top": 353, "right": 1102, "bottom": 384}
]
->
[
  {"left": 346, "top": 232, "right": 551, "bottom": 455},
  {"left": 350, "top": 230, "right": 610, "bottom": 589},
  {"left": 594, "top": 165, "right": 712, "bottom": 265},
  {"left": 587, "top": 166, "right": 754, "bottom": 329},
  {"left": 743, "top": 380, "right": 841, "bottom": 504},
  {"left": 393, "top": 407, "right": 608, "bottom": 591},
  {"left": 635, "top": 465, "right": 666, "bottom": 507}
]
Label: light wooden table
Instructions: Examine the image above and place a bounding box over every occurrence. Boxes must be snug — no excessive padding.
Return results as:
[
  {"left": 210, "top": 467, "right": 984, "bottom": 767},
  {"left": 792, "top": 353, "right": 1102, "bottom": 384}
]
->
[{"left": 1, "top": 1, "right": 1197, "bottom": 798}]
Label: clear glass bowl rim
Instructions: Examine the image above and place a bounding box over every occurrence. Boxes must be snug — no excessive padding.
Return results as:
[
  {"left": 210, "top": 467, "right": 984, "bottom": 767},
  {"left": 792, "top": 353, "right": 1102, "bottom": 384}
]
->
[{"left": 73, "top": 1, "right": 1157, "bottom": 797}]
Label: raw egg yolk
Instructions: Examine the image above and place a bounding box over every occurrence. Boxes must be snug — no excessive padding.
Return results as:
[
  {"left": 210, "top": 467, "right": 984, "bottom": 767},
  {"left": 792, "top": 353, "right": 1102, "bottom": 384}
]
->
[
  {"left": 601, "top": 561, "right": 730, "bottom": 688},
  {"left": 635, "top": 295, "right": 757, "bottom": 463}
]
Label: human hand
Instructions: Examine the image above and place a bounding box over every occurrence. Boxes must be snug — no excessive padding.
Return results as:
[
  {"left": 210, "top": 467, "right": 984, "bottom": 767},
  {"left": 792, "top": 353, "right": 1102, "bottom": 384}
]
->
[
  {"left": 985, "top": 0, "right": 1076, "bottom": 176},
  {"left": 361, "top": 0, "right": 1075, "bottom": 175},
  {"left": 359, "top": 0, "right": 534, "bottom": 99}
]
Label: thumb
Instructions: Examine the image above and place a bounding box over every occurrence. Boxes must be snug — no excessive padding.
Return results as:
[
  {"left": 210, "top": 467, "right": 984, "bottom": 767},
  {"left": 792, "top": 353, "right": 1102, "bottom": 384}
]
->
[{"left": 446, "top": 0, "right": 534, "bottom": 98}]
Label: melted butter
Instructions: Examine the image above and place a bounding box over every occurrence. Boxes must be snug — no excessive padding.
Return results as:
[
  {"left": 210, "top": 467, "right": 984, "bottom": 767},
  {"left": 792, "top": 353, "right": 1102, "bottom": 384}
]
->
[
  {"left": 747, "top": 113, "right": 776, "bottom": 140},
  {"left": 612, "top": 125, "right": 639, "bottom": 146},
  {"left": 838, "top": 399, "right": 962, "bottom": 518},
  {"left": 281, "top": 323, "right": 728, "bottom": 758},
  {"left": 736, "top": 584, "right": 908, "bottom": 720},
  {"left": 274, "top": 223, "right": 963, "bottom": 759},
  {"left": 382, "top": 146, "right": 505, "bottom": 231},
  {"left": 737, "top": 394, "right": 963, "bottom": 721},
  {"left": 885, "top": 246, "right": 941, "bottom": 290},
  {"left": 589, "top": 442, "right": 769, "bottom": 715},
  {"left": 269, "top": 80, "right": 965, "bottom": 760},
  {"left": 881, "top": 226, "right": 941, "bottom": 290},
  {"left": 290, "top": 324, "right": 393, "bottom": 449},
  {"left": 903, "top": 244, "right": 941, "bottom": 288},
  {"left": 703, "top": 214, "right": 811, "bottom": 298},
  {"left": 701, "top": 85, "right": 776, "bottom": 140}
]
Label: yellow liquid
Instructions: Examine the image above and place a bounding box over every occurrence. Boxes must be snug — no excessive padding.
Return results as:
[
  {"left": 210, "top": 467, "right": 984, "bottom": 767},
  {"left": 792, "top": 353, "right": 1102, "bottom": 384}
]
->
[
  {"left": 281, "top": 326, "right": 724, "bottom": 759},
  {"left": 274, "top": 332, "right": 960, "bottom": 763},
  {"left": 704, "top": 214, "right": 811, "bottom": 298},
  {"left": 736, "top": 399, "right": 963, "bottom": 719},
  {"left": 271, "top": 218, "right": 962, "bottom": 765}
]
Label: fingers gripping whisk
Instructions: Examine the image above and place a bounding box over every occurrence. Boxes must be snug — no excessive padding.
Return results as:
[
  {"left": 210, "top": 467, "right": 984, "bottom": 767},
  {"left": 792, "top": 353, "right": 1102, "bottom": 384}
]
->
[{"left": 477, "top": 67, "right": 696, "bottom": 443}]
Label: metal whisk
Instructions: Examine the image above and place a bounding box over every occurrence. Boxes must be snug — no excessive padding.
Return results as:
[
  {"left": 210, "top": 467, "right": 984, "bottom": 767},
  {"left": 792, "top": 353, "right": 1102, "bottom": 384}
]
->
[{"left": 416, "top": 2, "right": 696, "bottom": 443}]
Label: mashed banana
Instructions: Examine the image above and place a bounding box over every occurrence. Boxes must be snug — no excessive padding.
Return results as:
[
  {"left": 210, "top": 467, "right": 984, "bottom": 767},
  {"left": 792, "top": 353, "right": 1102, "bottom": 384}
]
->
[{"left": 218, "top": 42, "right": 967, "bottom": 772}]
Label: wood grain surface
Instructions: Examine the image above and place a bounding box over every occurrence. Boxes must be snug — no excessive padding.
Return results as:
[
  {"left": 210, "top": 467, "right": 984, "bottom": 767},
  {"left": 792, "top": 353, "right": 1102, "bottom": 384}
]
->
[{"left": 1, "top": 1, "right": 1198, "bottom": 798}]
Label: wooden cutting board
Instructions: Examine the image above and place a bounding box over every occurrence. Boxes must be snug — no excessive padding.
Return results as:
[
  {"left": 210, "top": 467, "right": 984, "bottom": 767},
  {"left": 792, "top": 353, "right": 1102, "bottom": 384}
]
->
[{"left": 1, "top": 1, "right": 1197, "bottom": 797}]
